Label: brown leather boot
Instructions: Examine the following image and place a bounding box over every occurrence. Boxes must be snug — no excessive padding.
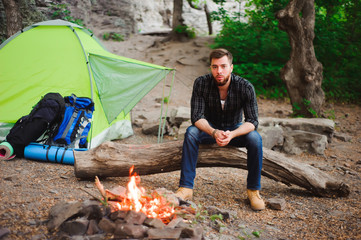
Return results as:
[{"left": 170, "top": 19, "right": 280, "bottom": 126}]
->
[
  {"left": 175, "top": 187, "right": 193, "bottom": 201},
  {"left": 247, "top": 189, "right": 265, "bottom": 211}
]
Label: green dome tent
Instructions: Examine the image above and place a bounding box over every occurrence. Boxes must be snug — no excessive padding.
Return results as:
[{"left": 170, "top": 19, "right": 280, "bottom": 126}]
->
[{"left": 0, "top": 20, "right": 174, "bottom": 148}]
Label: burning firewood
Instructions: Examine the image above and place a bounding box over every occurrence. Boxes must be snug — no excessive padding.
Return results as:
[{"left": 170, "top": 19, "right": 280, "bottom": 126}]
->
[
  {"left": 105, "top": 186, "right": 127, "bottom": 201},
  {"left": 94, "top": 176, "right": 107, "bottom": 199},
  {"left": 90, "top": 166, "right": 179, "bottom": 224}
]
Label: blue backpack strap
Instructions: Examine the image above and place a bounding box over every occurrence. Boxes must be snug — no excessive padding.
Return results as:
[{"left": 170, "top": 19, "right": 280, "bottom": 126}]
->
[{"left": 50, "top": 94, "right": 94, "bottom": 149}]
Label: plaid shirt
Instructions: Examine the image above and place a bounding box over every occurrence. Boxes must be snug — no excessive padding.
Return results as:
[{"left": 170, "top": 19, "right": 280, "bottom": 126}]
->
[{"left": 190, "top": 73, "right": 259, "bottom": 129}]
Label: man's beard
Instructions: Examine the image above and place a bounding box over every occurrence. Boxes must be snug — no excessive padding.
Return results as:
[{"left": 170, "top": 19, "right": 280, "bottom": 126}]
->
[{"left": 214, "top": 74, "right": 231, "bottom": 86}]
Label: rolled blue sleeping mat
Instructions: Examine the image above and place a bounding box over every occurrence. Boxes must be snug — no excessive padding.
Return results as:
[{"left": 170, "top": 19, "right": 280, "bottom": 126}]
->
[{"left": 24, "top": 143, "right": 87, "bottom": 165}]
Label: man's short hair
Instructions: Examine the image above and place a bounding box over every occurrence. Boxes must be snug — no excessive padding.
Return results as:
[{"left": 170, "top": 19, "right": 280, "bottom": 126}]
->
[{"left": 209, "top": 48, "right": 233, "bottom": 65}]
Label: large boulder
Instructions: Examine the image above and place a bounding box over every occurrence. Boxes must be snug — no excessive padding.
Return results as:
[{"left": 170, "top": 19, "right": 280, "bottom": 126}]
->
[
  {"left": 258, "top": 125, "right": 284, "bottom": 150},
  {"left": 259, "top": 117, "right": 334, "bottom": 142},
  {"left": 259, "top": 117, "right": 334, "bottom": 155},
  {"left": 282, "top": 130, "right": 328, "bottom": 155}
]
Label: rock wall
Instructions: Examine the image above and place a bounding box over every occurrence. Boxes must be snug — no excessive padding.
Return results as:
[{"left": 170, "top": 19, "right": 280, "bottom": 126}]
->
[{"left": 0, "top": 0, "right": 242, "bottom": 41}]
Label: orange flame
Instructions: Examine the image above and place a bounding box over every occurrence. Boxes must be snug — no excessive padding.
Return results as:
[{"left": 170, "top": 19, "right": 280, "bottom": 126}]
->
[{"left": 113, "top": 166, "right": 175, "bottom": 222}]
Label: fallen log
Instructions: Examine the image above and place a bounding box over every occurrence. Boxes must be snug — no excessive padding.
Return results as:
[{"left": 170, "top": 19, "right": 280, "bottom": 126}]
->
[{"left": 74, "top": 141, "right": 350, "bottom": 197}]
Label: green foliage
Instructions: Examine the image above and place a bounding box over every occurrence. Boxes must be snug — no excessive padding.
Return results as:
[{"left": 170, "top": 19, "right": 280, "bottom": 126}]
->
[
  {"left": 210, "top": 213, "right": 223, "bottom": 221},
  {"left": 237, "top": 228, "right": 263, "bottom": 239},
  {"left": 304, "top": 99, "right": 319, "bottom": 118},
  {"left": 163, "top": 96, "right": 170, "bottom": 104},
  {"left": 211, "top": 0, "right": 361, "bottom": 103},
  {"left": 252, "top": 230, "right": 262, "bottom": 238},
  {"left": 174, "top": 25, "right": 196, "bottom": 39},
  {"left": 50, "top": 3, "right": 84, "bottom": 27},
  {"left": 313, "top": 0, "right": 361, "bottom": 102},
  {"left": 211, "top": 0, "right": 289, "bottom": 99},
  {"left": 193, "top": 205, "right": 208, "bottom": 222},
  {"left": 291, "top": 99, "right": 319, "bottom": 118},
  {"left": 0, "top": 37, "right": 6, "bottom": 45},
  {"left": 102, "top": 32, "right": 124, "bottom": 42},
  {"left": 102, "top": 33, "right": 110, "bottom": 40},
  {"left": 323, "top": 109, "right": 336, "bottom": 120},
  {"left": 51, "top": 3, "right": 69, "bottom": 19},
  {"left": 291, "top": 102, "right": 302, "bottom": 117}
]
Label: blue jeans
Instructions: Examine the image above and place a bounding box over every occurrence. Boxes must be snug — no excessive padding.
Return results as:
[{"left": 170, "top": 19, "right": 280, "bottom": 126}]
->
[{"left": 179, "top": 123, "right": 263, "bottom": 190}]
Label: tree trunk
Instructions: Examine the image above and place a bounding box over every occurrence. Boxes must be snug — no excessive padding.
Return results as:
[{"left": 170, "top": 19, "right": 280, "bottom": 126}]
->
[
  {"left": 276, "top": 0, "right": 325, "bottom": 117},
  {"left": 186, "top": 0, "right": 213, "bottom": 35},
  {"left": 204, "top": 4, "right": 213, "bottom": 35},
  {"left": 1, "top": 0, "right": 22, "bottom": 38},
  {"left": 172, "top": 0, "right": 184, "bottom": 30},
  {"left": 74, "top": 141, "right": 350, "bottom": 198},
  {"left": 169, "top": 0, "right": 188, "bottom": 41}
]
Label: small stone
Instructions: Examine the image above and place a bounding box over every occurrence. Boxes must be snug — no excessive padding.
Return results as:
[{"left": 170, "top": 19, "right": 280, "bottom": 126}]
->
[
  {"left": 28, "top": 219, "right": 37, "bottom": 225},
  {"left": 49, "top": 190, "right": 58, "bottom": 194},
  {"left": 87, "top": 219, "right": 101, "bottom": 235},
  {"left": 209, "top": 219, "right": 226, "bottom": 233},
  {"left": 115, "top": 223, "right": 148, "bottom": 238},
  {"left": 31, "top": 234, "right": 46, "bottom": 240},
  {"left": 124, "top": 210, "right": 147, "bottom": 225},
  {"left": 206, "top": 206, "right": 231, "bottom": 221},
  {"left": 267, "top": 198, "right": 286, "bottom": 210},
  {"left": 0, "top": 228, "right": 10, "bottom": 238},
  {"left": 80, "top": 201, "right": 103, "bottom": 220},
  {"left": 133, "top": 118, "right": 144, "bottom": 127},
  {"left": 144, "top": 217, "right": 166, "bottom": 228},
  {"left": 181, "top": 224, "right": 203, "bottom": 239},
  {"left": 110, "top": 210, "right": 128, "bottom": 221},
  {"left": 4, "top": 176, "right": 14, "bottom": 181},
  {"left": 166, "top": 217, "right": 184, "bottom": 229},
  {"left": 47, "top": 201, "right": 83, "bottom": 231},
  {"left": 98, "top": 217, "right": 116, "bottom": 233},
  {"left": 147, "top": 228, "right": 182, "bottom": 239},
  {"left": 60, "top": 218, "right": 89, "bottom": 235},
  {"left": 334, "top": 132, "right": 352, "bottom": 142}
]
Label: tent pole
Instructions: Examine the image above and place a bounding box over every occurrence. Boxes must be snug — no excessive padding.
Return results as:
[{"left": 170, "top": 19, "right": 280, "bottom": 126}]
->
[
  {"left": 68, "top": 26, "right": 94, "bottom": 100},
  {"left": 69, "top": 26, "right": 95, "bottom": 149},
  {"left": 157, "top": 75, "right": 167, "bottom": 143},
  {"left": 157, "top": 70, "right": 175, "bottom": 144}
]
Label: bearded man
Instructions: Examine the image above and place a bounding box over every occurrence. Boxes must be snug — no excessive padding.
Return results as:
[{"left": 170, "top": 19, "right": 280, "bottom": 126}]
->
[{"left": 175, "top": 48, "right": 265, "bottom": 211}]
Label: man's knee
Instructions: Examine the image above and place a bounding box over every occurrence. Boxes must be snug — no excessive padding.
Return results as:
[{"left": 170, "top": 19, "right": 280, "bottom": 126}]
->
[
  {"left": 185, "top": 125, "right": 201, "bottom": 138},
  {"left": 246, "top": 131, "right": 263, "bottom": 147}
]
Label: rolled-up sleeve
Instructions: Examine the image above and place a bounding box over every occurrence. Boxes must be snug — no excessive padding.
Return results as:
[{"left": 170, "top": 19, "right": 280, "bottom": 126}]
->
[{"left": 243, "top": 83, "right": 259, "bottom": 129}]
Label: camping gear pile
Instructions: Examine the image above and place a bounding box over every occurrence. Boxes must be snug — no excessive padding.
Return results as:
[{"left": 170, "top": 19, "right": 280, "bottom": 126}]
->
[
  {"left": 0, "top": 20, "right": 174, "bottom": 163},
  {"left": 1, "top": 92, "right": 94, "bottom": 163}
]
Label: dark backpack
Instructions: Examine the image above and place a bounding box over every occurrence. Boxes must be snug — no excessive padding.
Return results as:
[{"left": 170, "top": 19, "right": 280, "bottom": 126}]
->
[
  {"left": 47, "top": 94, "right": 94, "bottom": 149},
  {"left": 5, "top": 93, "right": 65, "bottom": 157}
]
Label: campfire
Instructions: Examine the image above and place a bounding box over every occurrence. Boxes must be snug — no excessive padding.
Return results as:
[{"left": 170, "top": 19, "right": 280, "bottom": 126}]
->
[
  {"left": 95, "top": 166, "right": 176, "bottom": 224},
  {"left": 47, "top": 166, "right": 202, "bottom": 239}
]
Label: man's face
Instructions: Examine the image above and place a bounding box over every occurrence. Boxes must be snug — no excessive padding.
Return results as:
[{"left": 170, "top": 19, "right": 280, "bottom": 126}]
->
[{"left": 210, "top": 55, "right": 233, "bottom": 86}]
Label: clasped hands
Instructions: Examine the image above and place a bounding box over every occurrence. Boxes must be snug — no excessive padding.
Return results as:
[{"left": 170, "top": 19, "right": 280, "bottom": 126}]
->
[{"left": 213, "top": 129, "right": 233, "bottom": 147}]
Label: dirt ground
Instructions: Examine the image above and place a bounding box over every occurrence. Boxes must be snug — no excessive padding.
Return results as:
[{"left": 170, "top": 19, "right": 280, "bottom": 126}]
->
[{"left": 1, "top": 35, "right": 360, "bottom": 240}]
